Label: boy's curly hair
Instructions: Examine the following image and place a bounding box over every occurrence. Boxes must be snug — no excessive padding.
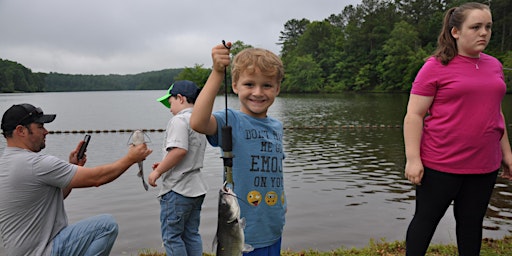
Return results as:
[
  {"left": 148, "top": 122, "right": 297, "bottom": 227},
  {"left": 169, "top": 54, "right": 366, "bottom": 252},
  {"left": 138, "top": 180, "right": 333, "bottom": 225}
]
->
[{"left": 231, "top": 48, "right": 284, "bottom": 84}]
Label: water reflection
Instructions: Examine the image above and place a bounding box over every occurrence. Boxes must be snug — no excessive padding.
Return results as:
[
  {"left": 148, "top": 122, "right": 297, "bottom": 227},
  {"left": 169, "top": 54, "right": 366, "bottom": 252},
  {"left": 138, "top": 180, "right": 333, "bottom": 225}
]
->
[
  {"left": 0, "top": 92, "right": 510, "bottom": 254},
  {"left": 284, "top": 124, "right": 512, "bottom": 234}
]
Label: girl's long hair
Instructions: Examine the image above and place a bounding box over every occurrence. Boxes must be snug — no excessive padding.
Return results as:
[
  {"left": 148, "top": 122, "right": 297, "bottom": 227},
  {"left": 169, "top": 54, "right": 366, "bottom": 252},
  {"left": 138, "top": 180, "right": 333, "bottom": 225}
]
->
[{"left": 433, "top": 2, "right": 490, "bottom": 65}]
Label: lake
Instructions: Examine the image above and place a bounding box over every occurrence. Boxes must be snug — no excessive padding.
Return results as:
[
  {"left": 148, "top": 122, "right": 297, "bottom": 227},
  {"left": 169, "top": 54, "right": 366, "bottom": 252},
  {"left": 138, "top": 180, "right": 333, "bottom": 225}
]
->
[{"left": 0, "top": 91, "right": 511, "bottom": 255}]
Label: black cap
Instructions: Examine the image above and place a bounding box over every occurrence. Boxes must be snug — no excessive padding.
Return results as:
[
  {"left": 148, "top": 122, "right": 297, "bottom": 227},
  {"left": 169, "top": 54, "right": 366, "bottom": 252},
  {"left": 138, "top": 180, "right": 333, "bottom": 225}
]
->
[{"left": 1, "top": 104, "right": 56, "bottom": 133}]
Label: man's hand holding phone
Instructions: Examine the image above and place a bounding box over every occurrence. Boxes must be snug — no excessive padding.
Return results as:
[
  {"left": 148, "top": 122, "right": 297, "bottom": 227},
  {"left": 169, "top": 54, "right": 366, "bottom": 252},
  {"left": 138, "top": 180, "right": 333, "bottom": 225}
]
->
[
  {"left": 70, "top": 135, "right": 91, "bottom": 166},
  {"left": 77, "top": 134, "right": 91, "bottom": 160}
]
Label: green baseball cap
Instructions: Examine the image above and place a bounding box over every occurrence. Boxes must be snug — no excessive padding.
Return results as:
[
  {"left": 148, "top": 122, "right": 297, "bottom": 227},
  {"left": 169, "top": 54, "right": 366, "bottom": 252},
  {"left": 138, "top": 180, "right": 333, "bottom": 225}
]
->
[{"left": 157, "top": 80, "right": 200, "bottom": 108}]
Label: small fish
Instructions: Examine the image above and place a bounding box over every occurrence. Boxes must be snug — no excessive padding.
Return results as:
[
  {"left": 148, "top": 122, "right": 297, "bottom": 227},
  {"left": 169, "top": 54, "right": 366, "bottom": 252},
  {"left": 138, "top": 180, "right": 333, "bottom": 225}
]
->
[
  {"left": 130, "top": 130, "right": 149, "bottom": 191},
  {"left": 214, "top": 184, "right": 253, "bottom": 256}
]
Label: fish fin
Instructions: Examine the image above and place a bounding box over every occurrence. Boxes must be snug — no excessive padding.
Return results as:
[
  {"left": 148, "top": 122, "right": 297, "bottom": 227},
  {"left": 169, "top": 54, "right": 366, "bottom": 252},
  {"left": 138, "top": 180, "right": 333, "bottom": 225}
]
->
[
  {"left": 143, "top": 131, "right": 152, "bottom": 143},
  {"left": 242, "top": 244, "right": 254, "bottom": 253},
  {"left": 239, "top": 217, "right": 246, "bottom": 229},
  {"left": 211, "top": 235, "right": 218, "bottom": 252},
  {"left": 127, "top": 133, "right": 134, "bottom": 146}
]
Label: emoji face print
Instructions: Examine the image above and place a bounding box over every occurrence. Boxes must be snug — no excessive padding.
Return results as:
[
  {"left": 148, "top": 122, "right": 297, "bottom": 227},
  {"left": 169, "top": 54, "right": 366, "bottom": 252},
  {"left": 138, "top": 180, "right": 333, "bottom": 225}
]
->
[
  {"left": 265, "top": 191, "right": 278, "bottom": 206},
  {"left": 247, "top": 190, "right": 262, "bottom": 206}
]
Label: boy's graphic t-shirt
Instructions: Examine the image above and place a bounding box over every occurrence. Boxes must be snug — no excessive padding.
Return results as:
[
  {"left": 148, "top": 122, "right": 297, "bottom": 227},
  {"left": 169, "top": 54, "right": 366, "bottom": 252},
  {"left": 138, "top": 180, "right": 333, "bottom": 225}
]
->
[{"left": 209, "top": 109, "right": 286, "bottom": 248}]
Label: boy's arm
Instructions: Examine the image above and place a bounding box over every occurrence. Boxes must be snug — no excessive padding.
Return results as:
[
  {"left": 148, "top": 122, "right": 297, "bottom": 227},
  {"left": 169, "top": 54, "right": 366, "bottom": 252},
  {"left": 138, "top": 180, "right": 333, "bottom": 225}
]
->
[
  {"left": 190, "top": 43, "right": 231, "bottom": 135},
  {"left": 148, "top": 147, "right": 187, "bottom": 187}
]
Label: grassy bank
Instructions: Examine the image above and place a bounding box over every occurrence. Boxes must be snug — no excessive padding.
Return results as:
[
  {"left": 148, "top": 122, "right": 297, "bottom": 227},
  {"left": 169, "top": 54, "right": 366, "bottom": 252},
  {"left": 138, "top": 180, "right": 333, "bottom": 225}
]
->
[{"left": 138, "top": 235, "right": 512, "bottom": 256}]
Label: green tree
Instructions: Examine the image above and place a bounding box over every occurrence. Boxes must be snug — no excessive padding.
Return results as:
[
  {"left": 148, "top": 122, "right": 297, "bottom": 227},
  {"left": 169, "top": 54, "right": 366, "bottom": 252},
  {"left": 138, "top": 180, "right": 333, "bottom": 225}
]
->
[
  {"left": 340, "top": 0, "right": 401, "bottom": 90},
  {"left": 282, "top": 54, "right": 323, "bottom": 93},
  {"left": 278, "top": 18, "right": 310, "bottom": 58},
  {"left": 230, "top": 40, "right": 253, "bottom": 57},
  {"left": 0, "top": 59, "right": 39, "bottom": 92},
  {"left": 353, "top": 64, "right": 372, "bottom": 91},
  {"left": 296, "top": 21, "right": 342, "bottom": 89},
  {"left": 502, "top": 51, "right": 512, "bottom": 89},
  {"left": 488, "top": 0, "right": 512, "bottom": 53},
  {"left": 377, "top": 20, "right": 422, "bottom": 91},
  {"left": 175, "top": 64, "right": 211, "bottom": 87},
  {"left": 395, "top": 0, "right": 445, "bottom": 47}
]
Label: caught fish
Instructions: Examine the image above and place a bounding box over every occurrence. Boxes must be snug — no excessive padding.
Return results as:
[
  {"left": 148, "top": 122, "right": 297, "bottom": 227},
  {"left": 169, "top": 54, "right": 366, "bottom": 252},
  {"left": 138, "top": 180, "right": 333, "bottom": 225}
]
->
[
  {"left": 129, "top": 129, "right": 149, "bottom": 191},
  {"left": 214, "top": 184, "right": 253, "bottom": 256}
]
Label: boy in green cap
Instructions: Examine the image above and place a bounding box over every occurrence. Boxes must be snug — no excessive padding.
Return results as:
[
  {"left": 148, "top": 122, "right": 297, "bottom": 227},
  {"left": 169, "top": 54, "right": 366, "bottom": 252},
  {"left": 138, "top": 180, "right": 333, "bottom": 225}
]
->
[{"left": 151, "top": 80, "right": 208, "bottom": 256}]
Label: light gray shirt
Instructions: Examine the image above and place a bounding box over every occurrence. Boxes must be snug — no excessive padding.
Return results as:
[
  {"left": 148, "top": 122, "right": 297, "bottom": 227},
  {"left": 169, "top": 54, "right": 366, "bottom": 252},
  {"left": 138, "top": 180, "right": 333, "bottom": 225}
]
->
[
  {"left": 0, "top": 147, "right": 77, "bottom": 256},
  {"left": 158, "top": 108, "right": 208, "bottom": 198}
]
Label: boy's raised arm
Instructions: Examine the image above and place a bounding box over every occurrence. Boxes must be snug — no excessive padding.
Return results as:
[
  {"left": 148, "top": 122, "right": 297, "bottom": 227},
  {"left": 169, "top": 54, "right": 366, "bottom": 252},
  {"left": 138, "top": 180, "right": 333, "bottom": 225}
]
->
[{"left": 190, "top": 43, "right": 231, "bottom": 135}]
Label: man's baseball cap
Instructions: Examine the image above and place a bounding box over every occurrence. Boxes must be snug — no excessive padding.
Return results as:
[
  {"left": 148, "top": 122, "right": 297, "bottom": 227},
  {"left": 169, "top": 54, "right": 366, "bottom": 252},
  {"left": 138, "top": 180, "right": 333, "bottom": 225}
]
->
[
  {"left": 1, "top": 104, "right": 56, "bottom": 133},
  {"left": 157, "top": 80, "right": 200, "bottom": 108}
]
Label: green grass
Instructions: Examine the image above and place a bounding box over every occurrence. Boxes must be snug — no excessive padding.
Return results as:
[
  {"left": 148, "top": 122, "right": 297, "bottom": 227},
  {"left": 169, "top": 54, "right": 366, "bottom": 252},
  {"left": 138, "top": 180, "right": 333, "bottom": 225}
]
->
[{"left": 138, "top": 235, "right": 512, "bottom": 256}]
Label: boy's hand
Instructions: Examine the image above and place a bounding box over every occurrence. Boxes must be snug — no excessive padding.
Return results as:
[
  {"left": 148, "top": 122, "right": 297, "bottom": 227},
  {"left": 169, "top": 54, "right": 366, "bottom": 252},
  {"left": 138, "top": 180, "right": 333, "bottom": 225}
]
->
[
  {"left": 212, "top": 42, "right": 231, "bottom": 73},
  {"left": 148, "top": 170, "right": 161, "bottom": 187}
]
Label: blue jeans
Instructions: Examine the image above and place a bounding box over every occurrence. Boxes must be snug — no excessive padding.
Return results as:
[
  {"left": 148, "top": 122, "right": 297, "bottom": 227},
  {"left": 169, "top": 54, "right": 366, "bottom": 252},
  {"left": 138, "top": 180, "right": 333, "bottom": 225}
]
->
[
  {"left": 51, "top": 214, "right": 118, "bottom": 256},
  {"left": 243, "top": 237, "right": 282, "bottom": 256},
  {"left": 160, "top": 191, "right": 205, "bottom": 256}
]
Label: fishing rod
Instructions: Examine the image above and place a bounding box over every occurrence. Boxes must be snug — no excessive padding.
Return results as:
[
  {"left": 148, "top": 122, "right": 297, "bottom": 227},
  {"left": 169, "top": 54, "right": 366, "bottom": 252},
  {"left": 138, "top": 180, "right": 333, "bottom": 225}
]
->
[{"left": 221, "top": 40, "right": 234, "bottom": 189}]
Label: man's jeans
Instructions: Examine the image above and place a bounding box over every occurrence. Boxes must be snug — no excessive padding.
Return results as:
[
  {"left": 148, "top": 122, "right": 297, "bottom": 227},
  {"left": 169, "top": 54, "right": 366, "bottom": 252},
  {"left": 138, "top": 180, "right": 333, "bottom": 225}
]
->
[
  {"left": 160, "top": 191, "right": 205, "bottom": 256},
  {"left": 51, "top": 214, "right": 118, "bottom": 256}
]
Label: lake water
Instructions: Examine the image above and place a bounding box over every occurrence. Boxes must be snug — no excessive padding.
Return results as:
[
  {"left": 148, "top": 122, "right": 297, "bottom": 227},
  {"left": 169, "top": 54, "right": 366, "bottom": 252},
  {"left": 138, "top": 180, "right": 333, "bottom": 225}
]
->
[{"left": 0, "top": 91, "right": 511, "bottom": 255}]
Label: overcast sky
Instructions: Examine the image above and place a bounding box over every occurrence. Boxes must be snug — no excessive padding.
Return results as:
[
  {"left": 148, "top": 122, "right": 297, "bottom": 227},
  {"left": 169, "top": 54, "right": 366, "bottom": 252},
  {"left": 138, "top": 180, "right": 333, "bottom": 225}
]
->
[{"left": 0, "top": 0, "right": 361, "bottom": 75}]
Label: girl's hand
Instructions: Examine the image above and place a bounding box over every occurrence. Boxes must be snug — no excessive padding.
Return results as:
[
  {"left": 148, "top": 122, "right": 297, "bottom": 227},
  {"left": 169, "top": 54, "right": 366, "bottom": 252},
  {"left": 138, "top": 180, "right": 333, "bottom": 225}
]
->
[{"left": 404, "top": 159, "right": 424, "bottom": 185}]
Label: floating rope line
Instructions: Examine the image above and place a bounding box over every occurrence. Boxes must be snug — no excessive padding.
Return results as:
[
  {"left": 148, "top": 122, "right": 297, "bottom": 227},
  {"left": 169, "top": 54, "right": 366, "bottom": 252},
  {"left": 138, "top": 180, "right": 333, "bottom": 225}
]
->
[
  {"left": 46, "top": 125, "right": 410, "bottom": 134},
  {"left": 47, "top": 128, "right": 166, "bottom": 134},
  {"left": 46, "top": 123, "right": 512, "bottom": 134}
]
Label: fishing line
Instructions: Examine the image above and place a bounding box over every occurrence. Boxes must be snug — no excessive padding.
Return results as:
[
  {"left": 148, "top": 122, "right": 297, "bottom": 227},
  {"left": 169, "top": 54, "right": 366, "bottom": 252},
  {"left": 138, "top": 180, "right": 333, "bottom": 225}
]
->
[
  {"left": 221, "top": 40, "right": 234, "bottom": 188},
  {"left": 220, "top": 190, "right": 253, "bottom": 207},
  {"left": 222, "top": 40, "right": 231, "bottom": 126}
]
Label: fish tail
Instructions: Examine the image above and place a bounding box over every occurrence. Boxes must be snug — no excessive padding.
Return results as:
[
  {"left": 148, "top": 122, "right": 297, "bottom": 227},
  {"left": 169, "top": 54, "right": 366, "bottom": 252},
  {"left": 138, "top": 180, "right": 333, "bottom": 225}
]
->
[{"left": 137, "top": 162, "right": 143, "bottom": 177}]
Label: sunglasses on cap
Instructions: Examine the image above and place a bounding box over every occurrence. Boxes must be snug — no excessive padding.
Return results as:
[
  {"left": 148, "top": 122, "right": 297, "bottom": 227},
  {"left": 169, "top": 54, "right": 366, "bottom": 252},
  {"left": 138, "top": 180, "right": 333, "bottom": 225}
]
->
[{"left": 17, "top": 104, "right": 44, "bottom": 126}]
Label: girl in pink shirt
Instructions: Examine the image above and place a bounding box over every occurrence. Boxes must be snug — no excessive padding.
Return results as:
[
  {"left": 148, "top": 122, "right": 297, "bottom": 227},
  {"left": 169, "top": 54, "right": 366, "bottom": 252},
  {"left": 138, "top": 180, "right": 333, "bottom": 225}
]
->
[{"left": 403, "top": 2, "right": 512, "bottom": 255}]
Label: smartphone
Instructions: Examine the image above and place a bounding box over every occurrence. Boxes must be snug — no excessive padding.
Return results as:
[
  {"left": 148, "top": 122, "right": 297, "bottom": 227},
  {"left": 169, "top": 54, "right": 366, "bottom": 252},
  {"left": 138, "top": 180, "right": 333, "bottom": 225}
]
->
[{"left": 77, "top": 134, "right": 91, "bottom": 160}]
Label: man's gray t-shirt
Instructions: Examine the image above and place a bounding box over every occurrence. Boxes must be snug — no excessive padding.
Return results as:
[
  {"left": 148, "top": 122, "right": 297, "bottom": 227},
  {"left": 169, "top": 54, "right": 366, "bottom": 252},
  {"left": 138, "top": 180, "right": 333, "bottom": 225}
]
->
[{"left": 0, "top": 147, "right": 77, "bottom": 256}]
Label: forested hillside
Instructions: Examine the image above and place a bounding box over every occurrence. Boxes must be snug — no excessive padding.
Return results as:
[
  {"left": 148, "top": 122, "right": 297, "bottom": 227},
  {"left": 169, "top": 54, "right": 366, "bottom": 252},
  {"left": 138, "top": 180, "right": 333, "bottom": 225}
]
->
[
  {"left": 157, "top": 0, "right": 512, "bottom": 93},
  {"left": 1, "top": 0, "right": 511, "bottom": 93},
  {"left": 0, "top": 59, "right": 182, "bottom": 93},
  {"left": 44, "top": 69, "right": 183, "bottom": 92},
  {"left": 275, "top": 0, "right": 512, "bottom": 92},
  {"left": 0, "top": 59, "right": 46, "bottom": 93}
]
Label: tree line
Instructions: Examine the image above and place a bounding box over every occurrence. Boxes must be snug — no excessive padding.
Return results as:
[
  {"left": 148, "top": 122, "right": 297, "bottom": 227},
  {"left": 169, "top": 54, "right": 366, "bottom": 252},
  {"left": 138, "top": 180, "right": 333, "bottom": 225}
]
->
[
  {"left": 1, "top": 0, "right": 511, "bottom": 93},
  {"left": 44, "top": 69, "right": 183, "bottom": 92},
  {"left": 0, "top": 60, "right": 182, "bottom": 93},
  {"left": 0, "top": 59, "right": 46, "bottom": 93},
  {"left": 275, "top": 0, "right": 512, "bottom": 92},
  {"left": 181, "top": 0, "right": 511, "bottom": 92}
]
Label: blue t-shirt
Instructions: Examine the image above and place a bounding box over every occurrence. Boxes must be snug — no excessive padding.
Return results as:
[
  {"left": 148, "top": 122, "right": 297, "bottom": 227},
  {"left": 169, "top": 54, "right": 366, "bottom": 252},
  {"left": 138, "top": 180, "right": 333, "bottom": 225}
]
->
[{"left": 209, "top": 109, "right": 286, "bottom": 249}]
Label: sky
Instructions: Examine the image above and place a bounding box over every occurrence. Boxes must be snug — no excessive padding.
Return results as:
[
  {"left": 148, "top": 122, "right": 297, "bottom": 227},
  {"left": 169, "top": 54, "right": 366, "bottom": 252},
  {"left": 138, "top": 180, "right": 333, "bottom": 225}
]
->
[{"left": 0, "top": 0, "right": 361, "bottom": 75}]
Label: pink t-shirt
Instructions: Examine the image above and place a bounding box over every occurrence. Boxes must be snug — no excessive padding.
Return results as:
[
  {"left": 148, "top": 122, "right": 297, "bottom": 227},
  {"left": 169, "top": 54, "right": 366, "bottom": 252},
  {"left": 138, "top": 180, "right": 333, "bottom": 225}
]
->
[{"left": 411, "top": 53, "right": 506, "bottom": 174}]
